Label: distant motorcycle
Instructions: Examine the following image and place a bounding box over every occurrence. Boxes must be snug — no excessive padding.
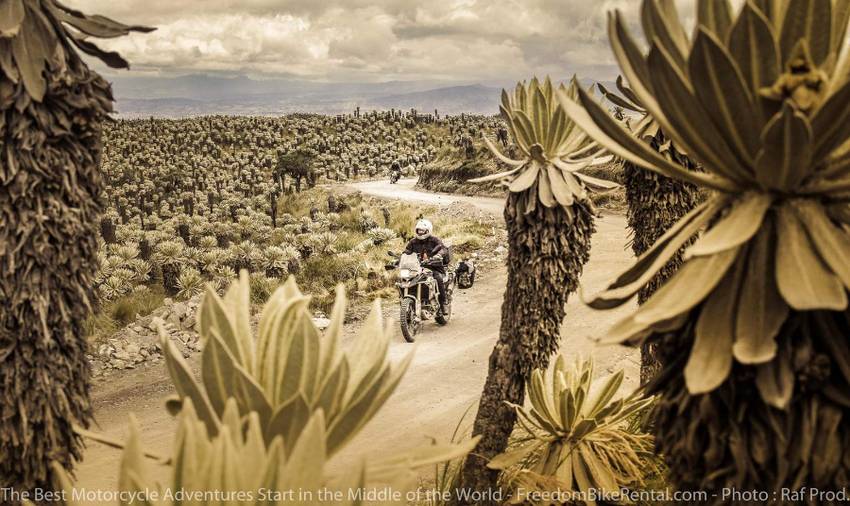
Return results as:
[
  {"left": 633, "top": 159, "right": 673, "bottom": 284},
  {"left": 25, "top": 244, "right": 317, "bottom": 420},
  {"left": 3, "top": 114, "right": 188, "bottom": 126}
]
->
[{"left": 387, "top": 252, "right": 455, "bottom": 342}]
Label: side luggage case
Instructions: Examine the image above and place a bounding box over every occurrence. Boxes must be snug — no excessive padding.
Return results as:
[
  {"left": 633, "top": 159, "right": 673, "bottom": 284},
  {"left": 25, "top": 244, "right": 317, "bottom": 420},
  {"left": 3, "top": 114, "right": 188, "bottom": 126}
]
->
[{"left": 456, "top": 259, "right": 476, "bottom": 289}]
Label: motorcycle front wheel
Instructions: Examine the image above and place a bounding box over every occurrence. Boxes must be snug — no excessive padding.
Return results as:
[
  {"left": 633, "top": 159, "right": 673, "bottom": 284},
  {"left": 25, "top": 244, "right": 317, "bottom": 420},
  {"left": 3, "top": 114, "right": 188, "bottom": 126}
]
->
[{"left": 400, "top": 298, "right": 419, "bottom": 342}]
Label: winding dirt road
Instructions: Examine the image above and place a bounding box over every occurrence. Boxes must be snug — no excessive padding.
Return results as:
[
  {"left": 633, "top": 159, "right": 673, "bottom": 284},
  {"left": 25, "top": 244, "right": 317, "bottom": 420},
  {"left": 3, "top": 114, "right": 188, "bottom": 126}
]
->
[
  {"left": 73, "top": 180, "right": 638, "bottom": 500},
  {"left": 353, "top": 178, "right": 505, "bottom": 216}
]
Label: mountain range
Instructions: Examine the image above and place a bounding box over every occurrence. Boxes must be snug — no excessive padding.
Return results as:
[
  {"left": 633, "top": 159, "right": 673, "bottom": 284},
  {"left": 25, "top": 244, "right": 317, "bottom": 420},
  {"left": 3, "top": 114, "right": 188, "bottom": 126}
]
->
[{"left": 105, "top": 73, "right": 612, "bottom": 117}]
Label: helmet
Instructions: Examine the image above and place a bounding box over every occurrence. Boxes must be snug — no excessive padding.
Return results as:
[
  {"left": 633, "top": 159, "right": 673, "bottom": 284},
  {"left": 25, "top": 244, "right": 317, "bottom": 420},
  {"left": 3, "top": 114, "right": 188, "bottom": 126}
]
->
[{"left": 414, "top": 219, "right": 433, "bottom": 240}]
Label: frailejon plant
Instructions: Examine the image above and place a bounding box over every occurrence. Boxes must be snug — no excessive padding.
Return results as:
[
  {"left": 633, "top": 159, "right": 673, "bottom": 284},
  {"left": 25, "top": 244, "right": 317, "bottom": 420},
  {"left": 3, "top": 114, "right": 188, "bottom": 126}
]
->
[
  {"left": 597, "top": 76, "right": 702, "bottom": 384},
  {"left": 160, "top": 272, "right": 414, "bottom": 456},
  {"left": 71, "top": 274, "right": 476, "bottom": 504},
  {"left": 559, "top": 0, "right": 850, "bottom": 495},
  {"left": 56, "top": 399, "right": 476, "bottom": 506},
  {"left": 0, "top": 0, "right": 151, "bottom": 492},
  {"left": 153, "top": 239, "right": 184, "bottom": 295},
  {"left": 176, "top": 267, "right": 204, "bottom": 299},
  {"left": 460, "top": 77, "right": 617, "bottom": 501},
  {"left": 489, "top": 358, "right": 655, "bottom": 506}
]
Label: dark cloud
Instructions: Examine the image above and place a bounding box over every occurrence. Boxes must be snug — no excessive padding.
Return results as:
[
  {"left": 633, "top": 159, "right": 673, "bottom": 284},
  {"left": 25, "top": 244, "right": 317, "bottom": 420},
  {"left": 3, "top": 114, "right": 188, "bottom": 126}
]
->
[{"left": 74, "top": 0, "right": 704, "bottom": 83}]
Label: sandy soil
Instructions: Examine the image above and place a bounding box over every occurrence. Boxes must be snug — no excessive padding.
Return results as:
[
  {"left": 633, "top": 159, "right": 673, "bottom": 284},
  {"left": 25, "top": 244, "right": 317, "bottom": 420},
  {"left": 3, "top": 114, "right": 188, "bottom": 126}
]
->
[{"left": 73, "top": 179, "right": 638, "bottom": 500}]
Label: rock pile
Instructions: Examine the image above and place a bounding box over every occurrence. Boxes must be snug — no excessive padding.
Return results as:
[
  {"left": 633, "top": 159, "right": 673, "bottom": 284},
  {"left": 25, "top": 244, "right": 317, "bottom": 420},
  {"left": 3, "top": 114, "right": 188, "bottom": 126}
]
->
[
  {"left": 89, "top": 295, "right": 203, "bottom": 378},
  {"left": 89, "top": 294, "right": 338, "bottom": 378}
]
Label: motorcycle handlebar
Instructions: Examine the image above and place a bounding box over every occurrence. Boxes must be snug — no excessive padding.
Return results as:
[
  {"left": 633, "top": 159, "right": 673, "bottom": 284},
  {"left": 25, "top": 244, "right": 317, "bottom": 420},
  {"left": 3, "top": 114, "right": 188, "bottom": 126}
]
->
[{"left": 386, "top": 253, "right": 445, "bottom": 268}]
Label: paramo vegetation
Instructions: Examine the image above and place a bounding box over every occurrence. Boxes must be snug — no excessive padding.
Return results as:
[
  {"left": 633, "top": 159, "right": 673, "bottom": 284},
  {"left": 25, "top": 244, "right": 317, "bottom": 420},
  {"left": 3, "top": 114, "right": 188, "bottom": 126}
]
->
[
  {"left": 88, "top": 111, "right": 503, "bottom": 337},
  {"left": 5, "top": 0, "right": 850, "bottom": 504}
]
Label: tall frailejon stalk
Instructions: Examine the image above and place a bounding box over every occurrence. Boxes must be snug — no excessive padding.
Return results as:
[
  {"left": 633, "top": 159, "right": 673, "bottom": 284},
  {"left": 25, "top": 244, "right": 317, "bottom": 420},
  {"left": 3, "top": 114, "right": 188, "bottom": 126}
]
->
[
  {"left": 459, "top": 77, "right": 616, "bottom": 502},
  {"left": 0, "top": 1, "right": 151, "bottom": 491},
  {"left": 560, "top": 0, "right": 850, "bottom": 496},
  {"left": 598, "top": 77, "right": 701, "bottom": 384}
]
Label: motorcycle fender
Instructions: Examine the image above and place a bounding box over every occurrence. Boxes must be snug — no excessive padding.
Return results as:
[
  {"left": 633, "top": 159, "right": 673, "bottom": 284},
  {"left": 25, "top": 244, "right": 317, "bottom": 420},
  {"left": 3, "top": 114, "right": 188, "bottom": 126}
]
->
[
  {"left": 402, "top": 294, "right": 417, "bottom": 304},
  {"left": 402, "top": 294, "right": 420, "bottom": 317}
]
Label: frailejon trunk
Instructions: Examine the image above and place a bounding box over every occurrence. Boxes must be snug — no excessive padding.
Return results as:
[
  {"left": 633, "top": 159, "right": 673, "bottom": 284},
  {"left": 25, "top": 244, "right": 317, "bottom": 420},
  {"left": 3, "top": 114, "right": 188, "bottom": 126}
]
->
[
  {"left": 162, "top": 264, "right": 181, "bottom": 296},
  {"left": 623, "top": 152, "right": 699, "bottom": 385},
  {"left": 458, "top": 192, "right": 594, "bottom": 503},
  {"left": 648, "top": 308, "right": 850, "bottom": 502},
  {"left": 1, "top": 60, "right": 110, "bottom": 491}
]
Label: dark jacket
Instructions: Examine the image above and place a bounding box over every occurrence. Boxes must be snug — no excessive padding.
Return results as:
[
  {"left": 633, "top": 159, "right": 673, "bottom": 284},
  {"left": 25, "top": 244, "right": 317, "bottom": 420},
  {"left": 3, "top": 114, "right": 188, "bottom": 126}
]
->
[{"left": 404, "top": 236, "right": 448, "bottom": 264}]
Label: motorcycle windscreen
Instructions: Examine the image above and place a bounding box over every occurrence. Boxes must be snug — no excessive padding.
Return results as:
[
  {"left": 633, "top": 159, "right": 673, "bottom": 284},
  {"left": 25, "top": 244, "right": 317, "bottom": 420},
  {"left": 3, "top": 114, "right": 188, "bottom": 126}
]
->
[{"left": 398, "top": 253, "right": 422, "bottom": 273}]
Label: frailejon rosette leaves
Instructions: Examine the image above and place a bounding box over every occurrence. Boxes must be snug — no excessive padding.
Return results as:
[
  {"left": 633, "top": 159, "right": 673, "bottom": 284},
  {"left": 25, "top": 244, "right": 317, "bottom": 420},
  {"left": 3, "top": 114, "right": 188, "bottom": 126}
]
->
[
  {"left": 1, "top": 0, "right": 154, "bottom": 102},
  {"left": 57, "top": 398, "right": 478, "bottom": 506},
  {"left": 59, "top": 398, "right": 477, "bottom": 505},
  {"left": 65, "top": 279, "right": 476, "bottom": 503},
  {"left": 161, "top": 273, "right": 417, "bottom": 458},
  {"left": 53, "top": 401, "right": 369, "bottom": 506},
  {"left": 471, "top": 77, "right": 618, "bottom": 210},
  {"left": 599, "top": 75, "right": 695, "bottom": 162},
  {"left": 488, "top": 357, "right": 655, "bottom": 503},
  {"left": 599, "top": 68, "right": 702, "bottom": 369},
  {"left": 563, "top": 0, "right": 850, "bottom": 400}
]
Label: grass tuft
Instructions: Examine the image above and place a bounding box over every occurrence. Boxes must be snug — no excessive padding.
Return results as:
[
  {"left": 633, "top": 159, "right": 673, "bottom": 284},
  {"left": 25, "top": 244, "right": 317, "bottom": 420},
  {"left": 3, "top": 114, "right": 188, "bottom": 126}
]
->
[{"left": 85, "top": 285, "right": 166, "bottom": 344}]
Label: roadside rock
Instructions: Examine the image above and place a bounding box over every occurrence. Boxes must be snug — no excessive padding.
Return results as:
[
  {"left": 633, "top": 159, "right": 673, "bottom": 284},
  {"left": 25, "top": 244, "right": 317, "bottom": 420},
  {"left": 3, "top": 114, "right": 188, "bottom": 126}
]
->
[{"left": 90, "top": 293, "right": 204, "bottom": 376}]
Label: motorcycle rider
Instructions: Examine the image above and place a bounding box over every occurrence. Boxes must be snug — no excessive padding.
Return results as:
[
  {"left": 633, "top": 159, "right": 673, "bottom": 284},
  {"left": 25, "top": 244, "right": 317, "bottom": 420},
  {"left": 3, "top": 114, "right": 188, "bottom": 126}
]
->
[
  {"left": 403, "top": 219, "right": 449, "bottom": 315},
  {"left": 390, "top": 161, "right": 402, "bottom": 183}
]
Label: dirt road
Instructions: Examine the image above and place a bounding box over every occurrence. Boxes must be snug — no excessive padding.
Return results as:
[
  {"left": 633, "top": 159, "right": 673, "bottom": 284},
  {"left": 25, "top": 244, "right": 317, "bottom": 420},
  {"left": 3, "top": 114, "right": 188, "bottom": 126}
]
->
[
  {"left": 352, "top": 178, "right": 505, "bottom": 216},
  {"left": 74, "top": 179, "right": 638, "bottom": 498}
]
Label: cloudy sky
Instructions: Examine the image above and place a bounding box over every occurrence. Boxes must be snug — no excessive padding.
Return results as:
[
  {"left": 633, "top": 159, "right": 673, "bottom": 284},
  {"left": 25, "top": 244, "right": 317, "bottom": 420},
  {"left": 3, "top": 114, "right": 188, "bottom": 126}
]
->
[{"left": 74, "top": 0, "right": 699, "bottom": 85}]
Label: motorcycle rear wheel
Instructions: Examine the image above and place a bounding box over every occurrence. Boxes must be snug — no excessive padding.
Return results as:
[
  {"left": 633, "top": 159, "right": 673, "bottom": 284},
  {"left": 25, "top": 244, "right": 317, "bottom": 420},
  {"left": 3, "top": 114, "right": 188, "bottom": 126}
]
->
[{"left": 400, "top": 298, "right": 419, "bottom": 342}]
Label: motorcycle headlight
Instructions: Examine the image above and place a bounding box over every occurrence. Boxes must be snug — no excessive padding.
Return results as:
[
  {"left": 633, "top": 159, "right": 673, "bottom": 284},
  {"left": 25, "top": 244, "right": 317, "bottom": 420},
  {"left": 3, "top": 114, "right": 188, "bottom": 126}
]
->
[{"left": 399, "top": 269, "right": 411, "bottom": 279}]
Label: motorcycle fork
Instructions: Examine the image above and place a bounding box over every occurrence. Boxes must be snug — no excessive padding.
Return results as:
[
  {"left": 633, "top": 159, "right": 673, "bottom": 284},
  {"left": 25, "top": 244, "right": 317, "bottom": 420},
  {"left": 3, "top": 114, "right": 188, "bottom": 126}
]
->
[{"left": 416, "top": 284, "right": 422, "bottom": 318}]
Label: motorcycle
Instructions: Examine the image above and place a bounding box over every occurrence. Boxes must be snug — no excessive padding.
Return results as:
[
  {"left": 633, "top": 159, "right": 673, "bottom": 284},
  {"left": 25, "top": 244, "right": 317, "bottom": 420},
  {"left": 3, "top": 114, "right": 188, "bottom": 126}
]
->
[
  {"left": 390, "top": 170, "right": 401, "bottom": 184},
  {"left": 386, "top": 252, "right": 455, "bottom": 342}
]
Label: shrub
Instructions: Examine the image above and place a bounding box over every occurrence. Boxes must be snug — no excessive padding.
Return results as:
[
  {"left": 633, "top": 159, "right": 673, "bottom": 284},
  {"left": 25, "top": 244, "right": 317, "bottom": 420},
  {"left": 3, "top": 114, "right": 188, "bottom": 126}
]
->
[
  {"left": 489, "top": 358, "right": 655, "bottom": 504},
  {"left": 109, "top": 289, "right": 166, "bottom": 327},
  {"left": 176, "top": 267, "right": 205, "bottom": 299},
  {"left": 160, "top": 273, "right": 413, "bottom": 454},
  {"left": 249, "top": 272, "right": 279, "bottom": 304},
  {"left": 368, "top": 227, "right": 397, "bottom": 245}
]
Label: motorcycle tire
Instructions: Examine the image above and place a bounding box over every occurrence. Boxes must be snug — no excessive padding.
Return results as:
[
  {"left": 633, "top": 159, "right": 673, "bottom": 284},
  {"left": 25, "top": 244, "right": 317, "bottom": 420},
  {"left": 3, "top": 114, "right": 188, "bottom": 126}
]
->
[{"left": 400, "top": 298, "right": 418, "bottom": 342}]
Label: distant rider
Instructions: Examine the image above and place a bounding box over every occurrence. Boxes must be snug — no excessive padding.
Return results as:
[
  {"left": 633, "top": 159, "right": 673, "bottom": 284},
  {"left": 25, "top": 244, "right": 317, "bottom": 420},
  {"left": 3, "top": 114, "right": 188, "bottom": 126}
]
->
[
  {"left": 404, "top": 219, "right": 449, "bottom": 315},
  {"left": 390, "top": 161, "right": 402, "bottom": 182}
]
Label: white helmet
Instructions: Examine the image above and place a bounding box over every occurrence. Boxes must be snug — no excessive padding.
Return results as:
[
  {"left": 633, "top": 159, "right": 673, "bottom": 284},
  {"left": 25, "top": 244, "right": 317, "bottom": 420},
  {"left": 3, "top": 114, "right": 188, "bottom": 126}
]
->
[{"left": 414, "top": 219, "right": 433, "bottom": 240}]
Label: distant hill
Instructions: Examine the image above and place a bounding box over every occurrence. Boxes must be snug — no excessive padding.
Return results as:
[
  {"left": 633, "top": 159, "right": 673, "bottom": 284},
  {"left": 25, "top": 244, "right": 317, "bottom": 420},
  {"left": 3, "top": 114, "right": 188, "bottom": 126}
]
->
[
  {"left": 364, "top": 84, "right": 500, "bottom": 116},
  {"left": 105, "top": 73, "right": 614, "bottom": 117}
]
